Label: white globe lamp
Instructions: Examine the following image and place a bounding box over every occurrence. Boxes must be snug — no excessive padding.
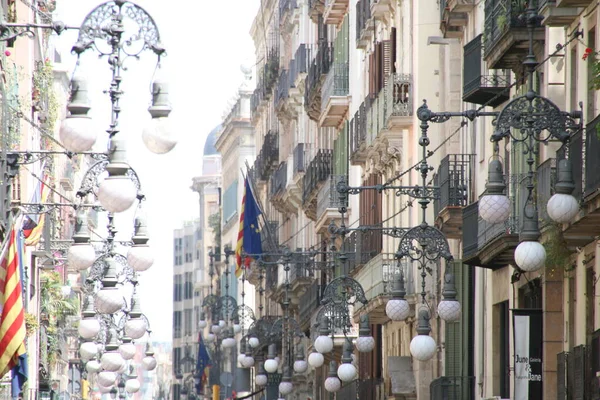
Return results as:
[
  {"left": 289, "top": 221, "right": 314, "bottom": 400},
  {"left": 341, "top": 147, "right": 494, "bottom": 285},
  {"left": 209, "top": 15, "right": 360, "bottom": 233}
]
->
[
  {"left": 547, "top": 159, "right": 579, "bottom": 223},
  {"left": 410, "top": 308, "right": 437, "bottom": 362},
  {"left": 324, "top": 362, "right": 341, "bottom": 393},
  {"left": 308, "top": 352, "right": 324, "bottom": 368},
  {"left": 437, "top": 268, "right": 461, "bottom": 323},
  {"left": 356, "top": 315, "right": 375, "bottom": 352},
  {"left": 479, "top": 159, "right": 511, "bottom": 224},
  {"left": 59, "top": 76, "right": 98, "bottom": 152},
  {"left": 142, "top": 78, "right": 176, "bottom": 154},
  {"left": 386, "top": 270, "right": 411, "bottom": 321}
]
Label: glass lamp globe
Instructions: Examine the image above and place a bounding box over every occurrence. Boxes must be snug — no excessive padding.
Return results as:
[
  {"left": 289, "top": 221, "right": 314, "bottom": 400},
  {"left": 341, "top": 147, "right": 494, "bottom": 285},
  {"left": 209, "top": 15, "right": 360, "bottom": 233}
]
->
[
  {"left": 547, "top": 193, "right": 579, "bottom": 223},
  {"left": 314, "top": 335, "right": 334, "bottom": 354},
  {"left": 294, "top": 360, "right": 308, "bottom": 373},
  {"left": 125, "top": 318, "right": 148, "bottom": 340},
  {"left": 119, "top": 342, "right": 137, "bottom": 360},
  {"left": 198, "top": 319, "right": 207, "bottom": 329},
  {"left": 142, "top": 355, "right": 157, "bottom": 371},
  {"left": 410, "top": 334, "right": 437, "bottom": 362},
  {"left": 479, "top": 194, "right": 511, "bottom": 224},
  {"left": 125, "top": 378, "right": 141, "bottom": 394},
  {"left": 514, "top": 241, "right": 546, "bottom": 272},
  {"left": 98, "top": 384, "right": 114, "bottom": 394},
  {"left": 238, "top": 353, "right": 246, "bottom": 366},
  {"left": 356, "top": 336, "right": 375, "bottom": 353},
  {"left": 59, "top": 117, "right": 98, "bottom": 153},
  {"left": 98, "top": 371, "right": 118, "bottom": 387},
  {"left": 95, "top": 287, "right": 124, "bottom": 314},
  {"left": 255, "top": 373, "right": 268, "bottom": 387},
  {"left": 248, "top": 337, "right": 259, "bottom": 348},
  {"left": 101, "top": 350, "right": 125, "bottom": 372},
  {"left": 337, "top": 363, "right": 357, "bottom": 382},
  {"left": 85, "top": 359, "right": 102, "bottom": 374},
  {"left": 308, "top": 352, "right": 324, "bottom": 368},
  {"left": 437, "top": 299, "right": 461, "bottom": 322},
  {"left": 386, "top": 298, "right": 410, "bottom": 321},
  {"left": 97, "top": 175, "right": 137, "bottom": 213},
  {"left": 241, "top": 355, "right": 255, "bottom": 368},
  {"left": 127, "top": 245, "right": 154, "bottom": 272},
  {"left": 142, "top": 117, "right": 176, "bottom": 154},
  {"left": 324, "top": 377, "right": 341, "bottom": 392},
  {"left": 233, "top": 323, "right": 242, "bottom": 334},
  {"left": 279, "top": 381, "right": 293, "bottom": 395},
  {"left": 67, "top": 243, "right": 96, "bottom": 271},
  {"left": 264, "top": 358, "right": 278, "bottom": 373},
  {"left": 78, "top": 318, "right": 100, "bottom": 339},
  {"left": 222, "top": 337, "right": 236, "bottom": 349},
  {"left": 218, "top": 320, "right": 226, "bottom": 328},
  {"left": 205, "top": 333, "right": 215, "bottom": 343},
  {"left": 211, "top": 325, "right": 221, "bottom": 334},
  {"left": 79, "top": 341, "right": 98, "bottom": 361}
]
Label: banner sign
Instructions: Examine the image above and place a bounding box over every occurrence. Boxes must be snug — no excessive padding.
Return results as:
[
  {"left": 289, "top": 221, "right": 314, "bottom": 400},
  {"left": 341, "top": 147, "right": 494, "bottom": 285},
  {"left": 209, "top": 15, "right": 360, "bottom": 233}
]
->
[{"left": 513, "top": 309, "right": 543, "bottom": 400}]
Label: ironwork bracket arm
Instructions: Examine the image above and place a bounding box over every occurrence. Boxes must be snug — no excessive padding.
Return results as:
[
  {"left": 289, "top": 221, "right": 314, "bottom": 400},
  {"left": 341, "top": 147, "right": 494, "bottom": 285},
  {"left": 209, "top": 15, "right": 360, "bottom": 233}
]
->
[{"left": 0, "top": 21, "right": 78, "bottom": 42}]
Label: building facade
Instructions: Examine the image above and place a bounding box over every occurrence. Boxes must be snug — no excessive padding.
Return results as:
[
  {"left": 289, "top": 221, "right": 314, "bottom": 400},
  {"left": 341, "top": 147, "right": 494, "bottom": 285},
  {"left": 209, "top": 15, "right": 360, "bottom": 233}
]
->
[{"left": 199, "top": 0, "right": 600, "bottom": 399}]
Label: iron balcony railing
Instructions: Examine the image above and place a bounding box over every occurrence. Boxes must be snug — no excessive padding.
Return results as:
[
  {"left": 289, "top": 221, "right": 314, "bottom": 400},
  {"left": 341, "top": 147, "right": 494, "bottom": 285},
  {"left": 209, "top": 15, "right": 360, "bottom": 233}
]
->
[
  {"left": 462, "top": 202, "right": 479, "bottom": 260},
  {"left": 349, "top": 96, "right": 371, "bottom": 157},
  {"left": 344, "top": 229, "right": 382, "bottom": 273},
  {"left": 279, "top": 0, "right": 297, "bottom": 21},
  {"left": 275, "top": 69, "right": 289, "bottom": 109},
  {"left": 290, "top": 44, "right": 309, "bottom": 87},
  {"left": 483, "top": 0, "right": 533, "bottom": 57},
  {"left": 288, "top": 251, "right": 313, "bottom": 286},
  {"left": 585, "top": 113, "right": 600, "bottom": 197},
  {"left": 433, "top": 154, "right": 475, "bottom": 217},
  {"left": 254, "top": 130, "right": 279, "bottom": 181},
  {"left": 304, "top": 42, "right": 334, "bottom": 111},
  {"left": 270, "top": 161, "right": 287, "bottom": 197},
  {"left": 321, "top": 62, "right": 349, "bottom": 113},
  {"left": 261, "top": 220, "right": 279, "bottom": 252},
  {"left": 293, "top": 143, "right": 309, "bottom": 175},
  {"left": 302, "top": 149, "right": 333, "bottom": 204},
  {"left": 430, "top": 376, "right": 475, "bottom": 400},
  {"left": 385, "top": 72, "right": 413, "bottom": 119},
  {"left": 299, "top": 281, "right": 321, "bottom": 327},
  {"left": 355, "top": 0, "right": 371, "bottom": 43},
  {"left": 316, "top": 174, "right": 349, "bottom": 219}
]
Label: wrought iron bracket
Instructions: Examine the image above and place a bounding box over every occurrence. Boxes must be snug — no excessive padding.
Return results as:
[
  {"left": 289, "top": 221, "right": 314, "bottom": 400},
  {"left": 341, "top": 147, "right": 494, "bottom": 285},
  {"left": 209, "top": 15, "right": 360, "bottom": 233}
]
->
[
  {"left": 336, "top": 180, "right": 440, "bottom": 200},
  {"left": 0, "top": 21, "right": 76, "bottom": 42},
  {"left": 7, "top": 150, "right": 107, "bottom": 165}
]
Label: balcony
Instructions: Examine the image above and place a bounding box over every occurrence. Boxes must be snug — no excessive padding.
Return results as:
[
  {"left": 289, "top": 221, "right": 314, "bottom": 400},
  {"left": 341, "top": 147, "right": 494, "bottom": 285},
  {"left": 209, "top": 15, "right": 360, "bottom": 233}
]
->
[
  {"left": 320, "top": 63, "right": 350, "bottom": 127},
  {"left": 288, "top": 252, "right": 315, "bottom": 301},
  {"left": 483, "top": 0, "right": 544, "bottom": 71},
  {"left": 324, "top": 0, "right": 349, "bottom": 25},
  {"left": 59, "top": 162, "right": 75, "bottom": 191},
  {"left": 355, "top": 0, "right": 373, "bottom": 49},
  {"left": 561, "top": 116, "right": 600, "bottom": 247},
  {"left": 289, "top": 44, "right": 310, "bottom": 107},
  {"left": 302, "top": 149, "right": 333, "bottom": 220},
  {"left": 316, "top": 175, "right": 348, "bottom": 233},
  {"left": 384, "top": 73, "right": 413, "bottom": 130},
  {"left": 350, "top": 97, "right": 370, "bottom": 165},
  {"left": 308, "top": 0, "right": 325, "bottom": 23},
  {"left": 251, "top": 49, "right": 280, "bottom": 120},
  {"left": 279, "top": 0, "right": 298, "bottom": 31},
  {"left": 298, "top": 281, "right": 322, "bottom": 330},
  {"left": 434, "top": 154, "right": 475, "bottom": 239},
  {"left": 463, "top": 35, "right": 510, "bottom": 107},
  {"left": 555, "top": 0, "right": 593, "bottom": 7},
  {"left": 305, "top": 42, "right": 334, "bottom": 122},
  {"left": 269, "top": 162, "right": 289, "bottom": 213},
  {"left": 352, "top": 254, "right": 415, "bottom": 324},
  {"left": 440, "top": 0, "right": 475, "bottom": 38},
  {"left": 253, "top": 130, "right": 279, "bottom": 181},
  {"left": 462, "top": 201, "right": 519, "bottom": 269},
  {"left": 538, "top": 0, "right": 582, "bottom": 25}
]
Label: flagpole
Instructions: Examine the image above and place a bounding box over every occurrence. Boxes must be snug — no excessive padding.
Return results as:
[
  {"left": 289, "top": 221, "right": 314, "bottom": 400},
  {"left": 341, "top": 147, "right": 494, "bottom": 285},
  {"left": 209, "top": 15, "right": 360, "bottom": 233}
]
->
[{"left": 242, "top": 163, "right": 280, "bottom": 254}]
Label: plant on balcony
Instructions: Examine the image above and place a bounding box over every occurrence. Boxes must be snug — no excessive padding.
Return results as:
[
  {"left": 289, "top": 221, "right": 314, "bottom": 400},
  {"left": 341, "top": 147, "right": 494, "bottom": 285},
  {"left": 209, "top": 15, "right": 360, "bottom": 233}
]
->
[
  {"left": 543, "top": 224, "right": 574, "bottom": 275},
  {"left": 40, "top": 271, "right": 79, "bottom": 366},
  {"left": 32, "top": 58, "right": 60, "bottom": 146},
  {"left": 208, "top": 210, "right": 222, "bottom": 249},
  {"left": 24, "top": 312, "right": 39, "bottom": 337}
]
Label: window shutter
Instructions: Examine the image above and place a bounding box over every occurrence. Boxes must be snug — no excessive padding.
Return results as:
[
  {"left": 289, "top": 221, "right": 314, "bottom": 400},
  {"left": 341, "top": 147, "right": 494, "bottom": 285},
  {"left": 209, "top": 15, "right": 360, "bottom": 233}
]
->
[
  {"left": 391, "top": 27, "right": 397, "bottom": 74},
  {"left": 382, "top": 40, "right": 392, "bottom": 88},
  {"left": 445, "top": 261, "right": 463, "bottom": 377},
  {"left": 369, "top": 52, "right": 376, "bottom": 96}
]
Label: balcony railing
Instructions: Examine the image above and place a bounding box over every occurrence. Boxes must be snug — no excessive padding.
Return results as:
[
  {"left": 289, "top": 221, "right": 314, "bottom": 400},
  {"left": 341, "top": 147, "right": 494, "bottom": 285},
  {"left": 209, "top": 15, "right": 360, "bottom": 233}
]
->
[
  {"left": 293, "top": 143, "right": 309, "bottom": 175},
  {"left": 433, "top": 154, "right": 474, "bottom": 217},
  {"left": 289, "top": 251, "right": 314, "bottom": 286},
  {"left": 385, "top": 73, "right": 413, "bottom": 120},
  {"left": 321, "top": 63, "right": 349, "bottom": 116},
  {"left": 350, "top": 96, "right": 370, "bottom": 161},
  {"left": 254, "top": 130, "right": 279, "bottom": 181},
  {"left": 290, "top": 44, "right": 309, "bottom": 87},
  {"left": 251, "top": 49, "right": 280, "bottom": 118},
  {"left": 270, "top": 162, "right": 287, "bottom": 198},
  {"left": 345, "top": 229, "right": 383, "bottom": 273},
  {"left": 430, "top": 376, "right": 475, "bottom": 400},
  {"left": 356, "top": 0, "right": 372, "bottom": 48},
  {"left": 299, "top": 281, "right": 322, "bottom": 328},
  {"left": 305, "top": 42, "right": 334, "bottom": 121},
  {"left": 279, "top": 0, "right": 297, "bottom": 22},
  {"left": 302, "top": 149, "right": 333, "bottom": 204},
  {"left": 275, "top": 69, "right": 289, "bottom": 110},
  {"left": 316, "top": 174, "right": 348, "bottom": 219},
  {"left": 585, "top": 114, "right": 600, "bottom": 197}
]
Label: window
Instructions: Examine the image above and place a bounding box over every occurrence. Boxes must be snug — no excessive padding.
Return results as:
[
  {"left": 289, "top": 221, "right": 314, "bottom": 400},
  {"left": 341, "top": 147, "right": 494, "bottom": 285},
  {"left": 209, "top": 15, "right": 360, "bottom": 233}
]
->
[
  {"left": 173, "top": 347, "right": 181, "bottom": 374},
  {"left": 184, "top": 272, "right": 193, "bottom": 300},
  {"left": 222, "top": 180, "right": 238, "bottom": 223},
  {"left": 173, "top": 311, "right": 182, "bottom": 339},
  {"left": 184, "top": 309, "right": 192, "bottom": 336},
  {"left": 173, "top": 275, "right": 183, "bottom": 302}
]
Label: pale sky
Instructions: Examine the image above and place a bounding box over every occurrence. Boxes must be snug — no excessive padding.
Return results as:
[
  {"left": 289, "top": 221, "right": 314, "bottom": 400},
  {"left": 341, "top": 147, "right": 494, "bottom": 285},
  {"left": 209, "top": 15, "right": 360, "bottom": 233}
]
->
[{"left": 54, "top": 0, "right": 259, "bottom": 341}]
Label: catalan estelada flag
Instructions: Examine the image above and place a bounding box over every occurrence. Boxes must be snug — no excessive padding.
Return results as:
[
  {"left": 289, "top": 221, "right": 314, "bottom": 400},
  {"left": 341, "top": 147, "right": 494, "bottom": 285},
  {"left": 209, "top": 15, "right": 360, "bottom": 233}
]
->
[
  {"left": 235, "top": 177, "right": 263, "bottom": 278},
  {"left": 0, "top": 218, "right": 28, "bottom": 386}
]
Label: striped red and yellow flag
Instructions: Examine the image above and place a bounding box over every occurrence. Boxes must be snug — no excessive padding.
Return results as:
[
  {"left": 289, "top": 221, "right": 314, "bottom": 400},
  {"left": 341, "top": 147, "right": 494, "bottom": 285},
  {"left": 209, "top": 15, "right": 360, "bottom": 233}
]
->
[
  {"left": 0, "top": 226, "right": 27, "bottom": 379},
  {"left": 234, "top": 181, "right": 247, "bottom": 278}
]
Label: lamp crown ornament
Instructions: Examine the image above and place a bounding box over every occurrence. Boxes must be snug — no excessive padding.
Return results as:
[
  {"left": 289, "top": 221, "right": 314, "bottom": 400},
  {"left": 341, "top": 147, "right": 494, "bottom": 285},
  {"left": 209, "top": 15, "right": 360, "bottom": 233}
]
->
[
  {"left": 72, "top": 211, "right": 91, "bottom": 243},
  {"left": 358, "top": 315, "right": 370, "bottom": 337},
  {"left": 82, "top": 295, "right": 96, "bottom": 317},
  {"left": 519, "top": 204, "right": 541, "bottom": 242},
  {"left": 555, "top": 158, "right": 576, "bottom": 194},
  {"left": 390, "top": 267, "right": 407, "bottom": 299},
  {"left": 131, "top": 214, "right": 150, "bottom": 244},
  {"left": 129, "top": 290, "right": 143, "bottom": 319},
  {"left": 106, "top": 328, "right": 120, "bottom": 352},
  {"left": 341, "top": 339, "right": 353, "bottom": 364},
  {"left": 318, "top": 317, "right": 331, "bottom": 336},
  {"left": 328, "top": 360, "right": 338, "bottom": 377},
  {"left": 485, "top": 159, "right": 506, "bottom": 195},
  {"left": 101, "top": 257, "right": 119, "bottom": 288},
  {"left": 148, "top": 77, "right": 172, "bottom": 119},
  {"left": 295, "top": 343, "right": 305, "bottom": 361},
  {"left": 415, "top": 308, "right": 432, "bottom": 336},
  {"left": 105, "top": 139, "right": 130, "bottom": 176}
]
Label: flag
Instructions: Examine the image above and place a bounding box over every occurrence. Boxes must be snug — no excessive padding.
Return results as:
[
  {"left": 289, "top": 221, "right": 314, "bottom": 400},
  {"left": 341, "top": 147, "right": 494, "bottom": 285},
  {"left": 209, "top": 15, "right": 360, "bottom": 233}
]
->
[
  {"left": 0, "top": 220, "right": 28, "bottom": 385},
  {"left": 235, "top": 177, "right": 263, "bottom": 278},
  {"left": 196, "top": 333, "right": 211, "bottom": 393},
  {"left": 23, "top": 170, "right": 50, "bottom": 246}
]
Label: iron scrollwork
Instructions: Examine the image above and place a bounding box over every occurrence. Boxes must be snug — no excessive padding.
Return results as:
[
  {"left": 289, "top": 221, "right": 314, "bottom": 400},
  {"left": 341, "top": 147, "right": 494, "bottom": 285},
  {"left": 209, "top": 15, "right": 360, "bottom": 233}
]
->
[
  {"left": 396, "top": 223, "right": 453, "bottom": 264},
  {"left": 321, "top": 276, "right": 367, "bottom": 306}
]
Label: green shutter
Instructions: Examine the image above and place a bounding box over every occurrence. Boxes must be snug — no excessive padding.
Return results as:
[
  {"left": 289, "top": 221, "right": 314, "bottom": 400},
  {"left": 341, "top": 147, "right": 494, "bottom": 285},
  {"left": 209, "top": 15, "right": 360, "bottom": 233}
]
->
[{"left": 333, "top": 123, "right": 349, "bottom": 176}]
